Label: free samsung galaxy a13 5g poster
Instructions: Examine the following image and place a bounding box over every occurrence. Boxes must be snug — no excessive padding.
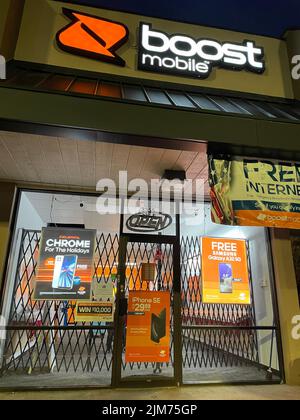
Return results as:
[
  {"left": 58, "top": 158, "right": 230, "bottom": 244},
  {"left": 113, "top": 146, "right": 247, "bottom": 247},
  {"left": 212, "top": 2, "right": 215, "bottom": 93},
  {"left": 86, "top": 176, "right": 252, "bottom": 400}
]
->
[
  {"left": 201, "top": 237, "right": 251, "bottom": 305},
  {"left": 33, "top": 228, "right": 96, "bottom": 301}
]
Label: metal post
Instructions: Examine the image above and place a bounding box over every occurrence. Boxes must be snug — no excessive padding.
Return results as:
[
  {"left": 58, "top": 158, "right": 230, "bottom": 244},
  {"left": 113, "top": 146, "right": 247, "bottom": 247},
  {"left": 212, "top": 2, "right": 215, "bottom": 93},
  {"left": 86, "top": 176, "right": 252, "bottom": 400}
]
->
[{"left": 153, "top": 234, "right": 162, "bottom": 375}]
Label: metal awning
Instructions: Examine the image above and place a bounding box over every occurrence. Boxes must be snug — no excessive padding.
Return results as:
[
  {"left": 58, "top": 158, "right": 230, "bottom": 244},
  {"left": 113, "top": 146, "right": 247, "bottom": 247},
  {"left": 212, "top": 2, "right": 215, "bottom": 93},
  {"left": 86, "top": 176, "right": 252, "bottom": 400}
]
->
[
  {"left": 1, "top": 61, "right": 300, "bottom": 162},
  {"left": 2, "top": 61, "right": 300, "bottom": 124}
]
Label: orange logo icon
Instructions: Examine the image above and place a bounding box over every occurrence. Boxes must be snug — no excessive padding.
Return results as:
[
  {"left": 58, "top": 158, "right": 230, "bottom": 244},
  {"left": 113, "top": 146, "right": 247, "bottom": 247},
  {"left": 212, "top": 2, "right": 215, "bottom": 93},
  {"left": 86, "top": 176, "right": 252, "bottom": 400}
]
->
[{"left": 56, "top": 8, "right": 129, "bottom": 67}]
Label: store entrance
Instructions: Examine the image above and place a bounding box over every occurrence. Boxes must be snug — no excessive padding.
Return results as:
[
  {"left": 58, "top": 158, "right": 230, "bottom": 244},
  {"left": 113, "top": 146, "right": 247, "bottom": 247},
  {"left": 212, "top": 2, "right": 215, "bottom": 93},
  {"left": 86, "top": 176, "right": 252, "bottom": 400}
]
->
[
  {"left": 112, "top": 234, "right": 181, "bottom": 387},
  {"left": 0, "top": 190, "right": 284, "bottom": 389}
]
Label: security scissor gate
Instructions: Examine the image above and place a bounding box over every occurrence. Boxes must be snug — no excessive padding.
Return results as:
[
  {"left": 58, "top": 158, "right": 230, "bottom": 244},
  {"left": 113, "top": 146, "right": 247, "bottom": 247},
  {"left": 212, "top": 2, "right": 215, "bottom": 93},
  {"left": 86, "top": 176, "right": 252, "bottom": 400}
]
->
[
  {"left": 0, "top": 230, "right": 119, "bottom": 387},
  {"left": 180, "top": 236, "right": 264, "bottom": 383},
  {"left": 0, "top": 229, "right": 282, "bottom": 388}
]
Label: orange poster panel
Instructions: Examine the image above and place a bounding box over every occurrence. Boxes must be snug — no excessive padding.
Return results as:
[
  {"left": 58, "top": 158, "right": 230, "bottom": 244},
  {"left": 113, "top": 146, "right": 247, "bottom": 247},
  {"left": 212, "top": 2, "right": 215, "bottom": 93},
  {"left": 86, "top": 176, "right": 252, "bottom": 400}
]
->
[
  {"left": 201, "top": 237, "right": 251, "bottom": 305},
  {"left": 125, "top": 291, "right": 170, "bottom": 363}
]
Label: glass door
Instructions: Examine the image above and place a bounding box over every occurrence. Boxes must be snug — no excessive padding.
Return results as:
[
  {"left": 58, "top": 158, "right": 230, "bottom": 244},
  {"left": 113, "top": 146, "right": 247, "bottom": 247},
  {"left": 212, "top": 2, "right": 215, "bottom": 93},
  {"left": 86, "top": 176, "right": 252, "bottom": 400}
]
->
[{"left": 113, "top": 234, "right": 181, "bottom": 387}]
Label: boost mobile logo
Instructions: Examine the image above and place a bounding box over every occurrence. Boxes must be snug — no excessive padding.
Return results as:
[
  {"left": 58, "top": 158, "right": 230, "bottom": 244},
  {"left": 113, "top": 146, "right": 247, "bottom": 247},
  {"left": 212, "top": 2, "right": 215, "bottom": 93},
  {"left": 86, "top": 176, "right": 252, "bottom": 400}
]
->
[
  {"left": 56, "top": 8, "right": 129, "bottom": 67},
  {"left": 139, "top": 23, "right": 265, "bottom": 79}
]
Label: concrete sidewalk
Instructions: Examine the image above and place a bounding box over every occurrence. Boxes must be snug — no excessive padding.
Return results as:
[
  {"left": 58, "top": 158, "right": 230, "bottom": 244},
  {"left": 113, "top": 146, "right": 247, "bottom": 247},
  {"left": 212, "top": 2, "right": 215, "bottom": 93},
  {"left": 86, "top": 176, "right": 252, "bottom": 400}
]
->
[{"left": 0, "top": 384, "right": 299, "bottom": 400}]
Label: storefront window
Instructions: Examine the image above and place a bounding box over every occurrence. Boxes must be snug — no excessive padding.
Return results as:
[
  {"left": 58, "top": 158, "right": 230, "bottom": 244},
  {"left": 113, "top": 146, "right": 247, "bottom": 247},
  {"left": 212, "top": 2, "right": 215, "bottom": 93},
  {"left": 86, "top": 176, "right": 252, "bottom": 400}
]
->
[
  {"left": 180, "top": 204, "right": 280, "bottom": 383},
  {"left": 0, "top": 191, "right": 121, "bottom": 387},
  {"left": 0, "top": 191, "right": 282, "bottom": 388}
]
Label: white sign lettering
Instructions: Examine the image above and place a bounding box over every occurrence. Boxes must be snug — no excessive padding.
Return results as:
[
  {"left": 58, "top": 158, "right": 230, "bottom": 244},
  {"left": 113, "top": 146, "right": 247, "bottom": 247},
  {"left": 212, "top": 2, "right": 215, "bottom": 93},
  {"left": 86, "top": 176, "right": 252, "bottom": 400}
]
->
[{"left": 139, "top": 23, "right": 265, "bottom": 79}]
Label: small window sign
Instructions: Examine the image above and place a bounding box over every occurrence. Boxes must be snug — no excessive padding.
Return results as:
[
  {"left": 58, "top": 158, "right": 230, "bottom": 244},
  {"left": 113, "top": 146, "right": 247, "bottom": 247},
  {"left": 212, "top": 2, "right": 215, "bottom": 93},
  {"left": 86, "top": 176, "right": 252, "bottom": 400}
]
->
[{"left": 123, "top": 209, "right": 175, "bottom": 236}]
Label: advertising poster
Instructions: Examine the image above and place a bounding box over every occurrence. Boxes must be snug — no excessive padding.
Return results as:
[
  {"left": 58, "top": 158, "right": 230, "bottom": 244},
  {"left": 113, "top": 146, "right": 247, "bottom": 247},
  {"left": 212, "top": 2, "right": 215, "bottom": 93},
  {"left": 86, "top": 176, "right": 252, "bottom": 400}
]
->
[
  {"left": 126, "top": 291, "right": 170, "bottom": 363},
  {"left": 33, "top": 228, "right": 96, "bottom": 301},
  {"left": 75, "top": 302, "right": 114, "bottom": 322},
  {"left": 209, "top": 155, "right": 300, "bottom": 229},
  {"left": 75, "top": 278, "right": 115, "bottom": 322},
  {"left": 201, "top": 237, "right": 251, "bottom": 305}
]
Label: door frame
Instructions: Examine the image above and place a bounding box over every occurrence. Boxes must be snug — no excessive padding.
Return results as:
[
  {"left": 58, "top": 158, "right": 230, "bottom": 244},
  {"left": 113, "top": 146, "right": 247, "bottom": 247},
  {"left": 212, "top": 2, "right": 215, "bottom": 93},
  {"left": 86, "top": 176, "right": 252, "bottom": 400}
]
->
[{"left": 112, "top": 213, "right": 182, "bottom": 387}]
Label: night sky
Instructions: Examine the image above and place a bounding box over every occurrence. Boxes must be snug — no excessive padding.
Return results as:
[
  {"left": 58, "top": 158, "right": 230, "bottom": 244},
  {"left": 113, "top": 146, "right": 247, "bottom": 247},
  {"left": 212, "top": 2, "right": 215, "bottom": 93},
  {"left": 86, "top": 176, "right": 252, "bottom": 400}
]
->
[{"left": 60, "top": 0, "right": 300, "bottom": 38}]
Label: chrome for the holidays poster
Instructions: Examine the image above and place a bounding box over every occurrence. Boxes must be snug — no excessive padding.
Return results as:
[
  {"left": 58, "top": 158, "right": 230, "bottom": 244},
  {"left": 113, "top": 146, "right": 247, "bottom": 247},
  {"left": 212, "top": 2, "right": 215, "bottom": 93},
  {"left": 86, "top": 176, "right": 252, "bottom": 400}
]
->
[{"left": 33, "top": 228, "right": 96, "bottom": 301}]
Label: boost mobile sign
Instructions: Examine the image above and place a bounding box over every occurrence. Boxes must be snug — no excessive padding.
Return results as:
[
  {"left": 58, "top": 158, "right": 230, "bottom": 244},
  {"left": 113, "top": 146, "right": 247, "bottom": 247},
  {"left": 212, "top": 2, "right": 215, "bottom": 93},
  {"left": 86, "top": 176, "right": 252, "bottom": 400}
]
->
[
  {"left": 138, "top": 24, "right": 265, "bottom": 79},
  {"left": 56, "top": 8, "right": 265, "bottom": 79}
]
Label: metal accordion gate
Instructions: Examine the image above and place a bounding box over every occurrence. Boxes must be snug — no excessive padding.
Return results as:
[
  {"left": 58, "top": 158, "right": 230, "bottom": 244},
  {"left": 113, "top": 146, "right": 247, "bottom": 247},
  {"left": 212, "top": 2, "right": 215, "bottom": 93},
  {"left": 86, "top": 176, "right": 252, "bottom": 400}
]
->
[
  {"left": 0, "top": 229, "right": 281, "bottom": 388},
  {"left": 180, "top": 236, "right": 261, "bottom": 383},
  {"left": 0, "top": 230, "right": 119, "bottom": 387}
]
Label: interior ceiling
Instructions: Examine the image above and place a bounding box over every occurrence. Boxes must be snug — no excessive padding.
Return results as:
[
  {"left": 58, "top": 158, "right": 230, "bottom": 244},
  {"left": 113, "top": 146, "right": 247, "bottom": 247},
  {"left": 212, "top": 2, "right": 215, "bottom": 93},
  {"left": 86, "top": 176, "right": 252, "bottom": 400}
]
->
[
  {"left": 65, "top": 0, "right": 300, "bottom": 38},
  {"left": 24, "top": 190, "right": 205, "bottom": 231},
  {"left": 0, "top": 131, "right": 209, "bottom": 194},
  {"left": 24, "top": 192, "right": 121, "bottom": 231},
  {"left": 23, "top": 191, "right": 252, "bottom": 241},
  {"left": 23, "top": 190, "right": 208, "bottom": 234}
]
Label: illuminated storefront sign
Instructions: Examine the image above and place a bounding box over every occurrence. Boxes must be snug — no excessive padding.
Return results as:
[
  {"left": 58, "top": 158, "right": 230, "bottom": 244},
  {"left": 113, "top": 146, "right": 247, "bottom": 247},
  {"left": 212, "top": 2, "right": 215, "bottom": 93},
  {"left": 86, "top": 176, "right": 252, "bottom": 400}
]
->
[
  {"left": 55, "top": 9, "right": 265, "bottom": 79},
  {"left": 138, "top": 23, "right": 265, "bottom": 79}
]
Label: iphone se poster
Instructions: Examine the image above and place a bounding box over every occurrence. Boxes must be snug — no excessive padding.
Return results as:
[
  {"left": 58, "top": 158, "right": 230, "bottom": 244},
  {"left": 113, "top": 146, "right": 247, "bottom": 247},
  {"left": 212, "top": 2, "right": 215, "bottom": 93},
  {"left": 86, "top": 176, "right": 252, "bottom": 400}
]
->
[
  {"left": 33, "top": 228, "right": 96, "bottom": 301},
  {"left": 126, "top": 291, "right": 171, "bottom": 363},
  {"left": 201, "top": 237, "right": 251, "bottom": 305}
]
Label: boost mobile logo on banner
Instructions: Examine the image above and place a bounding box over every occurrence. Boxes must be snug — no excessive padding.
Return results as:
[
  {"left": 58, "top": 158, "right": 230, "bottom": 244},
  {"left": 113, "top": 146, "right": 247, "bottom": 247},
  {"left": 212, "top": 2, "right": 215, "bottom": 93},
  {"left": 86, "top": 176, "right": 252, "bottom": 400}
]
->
[
  {"left": 138, "top": 23, "right": 265, "bottom": 79},
  {"left": 56, "top": 8, "right": 129, "bottom": 67}
]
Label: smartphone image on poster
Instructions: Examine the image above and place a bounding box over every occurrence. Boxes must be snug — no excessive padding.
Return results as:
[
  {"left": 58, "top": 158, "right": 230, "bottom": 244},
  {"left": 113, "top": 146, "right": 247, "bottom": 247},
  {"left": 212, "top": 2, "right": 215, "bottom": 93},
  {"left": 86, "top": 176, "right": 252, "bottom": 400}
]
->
[
  {"left": 52, "top": 255, "right": 78, "bottom": 290},
  {"left": 151, "top": 308, "right": 167, "bottom": 344},
  {"left": 219, "top": 263, "right": 233, "bottom": 294}
]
